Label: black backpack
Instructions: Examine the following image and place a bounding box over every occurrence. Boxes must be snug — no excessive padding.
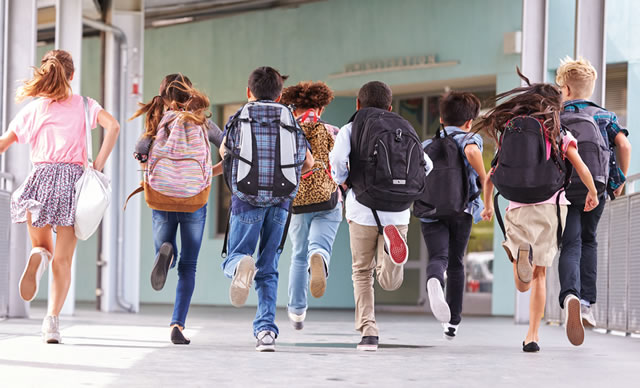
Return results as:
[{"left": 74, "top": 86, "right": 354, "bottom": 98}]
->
[
  {"left": 491, "top": 116, "right": 569, "bottom": 246},
  {"left": 414, "top": 128, "right": 478, "bottom": 219},
  {"left": 561, "top": 103, "right": 610, "bottom": 204},
  {"left": 348, "top": 107, "right": 426, "bottom": 218}
]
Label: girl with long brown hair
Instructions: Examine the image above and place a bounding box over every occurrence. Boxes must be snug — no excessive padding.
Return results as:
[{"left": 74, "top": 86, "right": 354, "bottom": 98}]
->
[
  {"left": 478, "top": 71, "right": 598, "bottom": 352},
  {"left": 130, "top": 73, "right": 221, "bottom": 345},
  {"left": 0, "top": 49, "right": 120, "bottom": 343}
]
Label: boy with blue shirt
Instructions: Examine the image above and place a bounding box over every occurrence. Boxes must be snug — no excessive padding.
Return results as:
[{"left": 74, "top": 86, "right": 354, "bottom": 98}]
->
[
  {"left": 219, "top": 67, "right": 314, "bottom": 352},
  {"left": 555, "top": 57, "right": 631, "bottom": 345},
  {"left": 419, "top": 92, "right": 486, "bottom": 340}
]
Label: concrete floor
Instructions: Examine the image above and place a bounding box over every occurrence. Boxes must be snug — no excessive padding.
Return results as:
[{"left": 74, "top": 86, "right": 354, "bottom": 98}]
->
[{"left": 0, "top": 303, "right": 638, "bottom": 388}]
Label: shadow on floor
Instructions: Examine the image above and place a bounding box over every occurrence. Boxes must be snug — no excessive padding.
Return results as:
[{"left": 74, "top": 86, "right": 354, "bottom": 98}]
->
[{"left": 280, "top": 342, "right": 432, "bottom": 349}]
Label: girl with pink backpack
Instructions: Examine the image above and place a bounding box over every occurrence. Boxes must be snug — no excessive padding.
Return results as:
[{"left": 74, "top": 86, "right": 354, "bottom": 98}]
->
[{"left": 130, "top": 74, "right": 222, "bottom": 344}]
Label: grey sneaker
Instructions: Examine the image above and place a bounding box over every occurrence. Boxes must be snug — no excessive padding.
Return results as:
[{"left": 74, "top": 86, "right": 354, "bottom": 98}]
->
[
  {"left": 427, "top": 278, "right": 451, "bottom": 323},
  {"left": 563, "top": 294, "right": 584, "bottom": 346},
  {"left": 288, "top": 311, "right": 306, "bottom": 330},
  {"left": 581, "top": 304, "right": 596, "bottom": 328},
  {"left": 229, "top": 256, "right": 256, "bottom": 307},
  {"left": 42, "top": 315, "right": 61, "bottom": 344},
  {"left": 357, "top": 336, "right": 379, "bottom": 351},
  {"left": 256, "top": 330, "right": 276, "bottom": 352}
]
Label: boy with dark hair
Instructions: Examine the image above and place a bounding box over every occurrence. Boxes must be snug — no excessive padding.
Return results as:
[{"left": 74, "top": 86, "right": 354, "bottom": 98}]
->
[
  {"left": 555, "top": 57, "right": 631, "bottom": 345},
  {"left": 219, "top": 66, "right": 314, "bottom": 352},
  {"left": 415, "top": 91, "right": 486, "bottom": 340},
  {"left": 330, "top": 81, "right": 432, "bottom": 351}
]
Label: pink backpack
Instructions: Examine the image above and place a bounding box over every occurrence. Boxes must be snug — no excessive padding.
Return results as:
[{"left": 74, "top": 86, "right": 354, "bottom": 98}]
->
[{"left": 132, "top": 111, "right": 212, "bottom": 212}]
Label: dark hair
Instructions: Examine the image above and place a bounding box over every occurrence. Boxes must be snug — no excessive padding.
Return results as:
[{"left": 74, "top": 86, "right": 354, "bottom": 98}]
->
[
  {"left": 439, "top": 91, "right": 481, "bottom": 127},
  {"left": 248, "top": 66, "right": 289, "bottom": 101},
  {"left": 357, "top": 81, "right": 392, "bottom": 109},
  {"left": 130, "top": 73, "right": 210, "bottom": 137},
  {"left": 281, "top": 81, "right": 334, "bottom": 110},
  {"left": 475, "top": 68, "right": 563, "bottom": 151}
]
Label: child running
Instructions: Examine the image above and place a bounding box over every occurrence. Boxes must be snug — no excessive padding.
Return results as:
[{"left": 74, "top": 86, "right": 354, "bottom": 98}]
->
[
  {"left": 330, "top": 81, "right": 432, "bottom": 351},
  {"left": 280, "top": 81, "right": 343, "bottom": 330},
  {"left": 555, "top": 57, "right": 632, "bottom": 344},
  {"left": 219, "top": 67, "right": 314, "bottom": 351},
  {"left": 130, "top": 73, "right": 222, "bottom": 345},
  {"left": 415, "top": 92, "right": 486, "bottom": 340},
  {"left": 478, "top": 72, "right": 599, "bottom": 352},
  {"left": 0, "top": 50, "right": 120, "bottom": 343}
]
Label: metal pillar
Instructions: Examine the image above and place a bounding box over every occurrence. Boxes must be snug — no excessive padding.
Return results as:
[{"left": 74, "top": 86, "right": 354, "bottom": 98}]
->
[
  {"left": 51, "top": 0, "right": 84, "bottom": 316},
  {"left": 514, "top": 0, "right": 549, "bottom": 324},
  {"left": 2, "top": 0, "right": 37, "bottom": 318},
  {"left": 575, "top": 0, "right": 607, "bottom": 106},
  {"left": 98, "top": 0, "right": 143, "bottom": 313}
]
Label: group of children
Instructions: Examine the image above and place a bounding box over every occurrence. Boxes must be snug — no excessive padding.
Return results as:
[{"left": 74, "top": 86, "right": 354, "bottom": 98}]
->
[{"left": 0, "top": 50, "right": 631, "bottom": 353}]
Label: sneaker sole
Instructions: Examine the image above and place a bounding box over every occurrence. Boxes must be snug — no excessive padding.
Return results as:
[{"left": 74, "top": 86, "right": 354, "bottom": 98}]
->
[
  {"left": 43, "top": 334, "right": 61, "bottom": 344},
  {"left": 309, "top": 253, "right": 326, "bottom": 298},
  {"left": 19, "top": 251, "right": 44, "bottom": 302},
  {"left": 443, "top": 334, "right": 455, "bottom": 341},
  {"left": 383, "top": 225, "right": 408, "bottom": 266},
  {"left": 566, "top": 297, "right": 585, "bottom": 346},
  {"left": 516, "top": 246, "right": 533, "bottom": 284},
  {"left": 427, "top": 279, "right": 451, "bottom": 323},
  {"left": 230, "top": 256, "right": 256, "bottom": 307},
  {"left": 256, "top": 345, "right": 275, "bottom": 352},
  {"left": 356, "top": 345, "right": 378, "bottom": 351},
  {"left": 150, "top": 243, "right": 173, "bottom": 291},
  {"left": 291, "top": 321, "right": 304, "bottom": 330}
]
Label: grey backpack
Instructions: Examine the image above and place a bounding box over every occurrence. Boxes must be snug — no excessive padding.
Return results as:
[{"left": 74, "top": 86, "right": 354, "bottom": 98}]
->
[{"left": 560, "top": 104, "right": 610, "bottom": 204}]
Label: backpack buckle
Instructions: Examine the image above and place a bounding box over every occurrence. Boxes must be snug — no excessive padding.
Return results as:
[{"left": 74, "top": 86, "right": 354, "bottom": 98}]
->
[{"left": 395, "top": 128, "right": 402, "bottom": 141}]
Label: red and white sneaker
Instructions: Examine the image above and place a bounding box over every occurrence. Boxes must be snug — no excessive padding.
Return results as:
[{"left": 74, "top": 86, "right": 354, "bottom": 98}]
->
[{"left": 383, "top": 225, "right": 408, "bottom": 265}]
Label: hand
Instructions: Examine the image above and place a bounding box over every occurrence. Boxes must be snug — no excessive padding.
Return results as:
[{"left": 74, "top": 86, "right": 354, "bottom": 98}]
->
[
  {"left": 584, "top": 190, "right": 599, "bottom": 212},
  {"left": 93, "top": 161, "right": 104, "bottom": 172},
  {"left": 481, "top": 207, "right": 494, "bottom": 221},
  {"left": 613, "top": 183, "right": 625, "bottom": 198}
]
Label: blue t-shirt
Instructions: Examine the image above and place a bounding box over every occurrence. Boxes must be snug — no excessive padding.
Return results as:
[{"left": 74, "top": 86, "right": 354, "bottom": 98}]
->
[{"left": 420, "top": 127, "right": 484, "bottom": 224}]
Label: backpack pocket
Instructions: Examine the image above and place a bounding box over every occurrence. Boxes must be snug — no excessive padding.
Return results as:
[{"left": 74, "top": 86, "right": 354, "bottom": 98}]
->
[{"left": 149, "top": 157, "right": 207, "bottom": 198}]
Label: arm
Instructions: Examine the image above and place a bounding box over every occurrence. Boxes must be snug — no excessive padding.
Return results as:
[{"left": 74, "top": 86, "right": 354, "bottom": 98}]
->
[
  {"left": 328, "top": 124, "right": 352, "bottom": 185},
  {"left": 613, "top": 132, "right": 632, "bottom": 197},
  {"left": 212, "top": 161, "right": 223, "bottom": 177},
  {"left": 481, "top": 174, "right": 494, "bottom": 221},
  {"left": 207, "top": 120, "right": 224, "bottom": 148},
  {"left": 301, "top": 148, "right": 314, "bottom": 173},
  {"left": 0, "top": 131, "right": 17, "bottom": 154},
  {"left": 464, "top": 143, "right": 487, "bottom": 191},
  {"left": 93, "top": 110, "right": 120, "bottom": 172},
  {"left": 219, "top": 136, "right": 227, "bottom": 160},
  {"left": 566, "top": 145, "right": 599, "bottom": 211}
]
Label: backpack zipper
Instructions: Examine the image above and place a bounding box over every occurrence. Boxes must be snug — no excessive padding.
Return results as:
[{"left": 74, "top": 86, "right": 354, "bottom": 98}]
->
[
  {"left": 406, "top": 142, "right": 416, "bottom": 174},
  {"left": 378, "top": 140, "right": 392, "bottom": 177}
]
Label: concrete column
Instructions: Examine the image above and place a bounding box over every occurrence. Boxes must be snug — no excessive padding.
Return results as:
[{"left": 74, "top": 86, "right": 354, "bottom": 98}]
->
[
  {"left": 2, "top": 0, "right": 37, "bottom": 318},
  {"left": 51, "top": 0, "right": 84, "bottom": 316},
  {"left": 575, "top": 0, "right": 607, "bottom": 106}
]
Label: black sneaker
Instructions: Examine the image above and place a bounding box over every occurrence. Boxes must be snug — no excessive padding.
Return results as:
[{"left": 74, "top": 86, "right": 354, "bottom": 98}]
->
[
  {"left": 151, "top": 242, "right": 174, "bottom": 291},
  {"left": 357, "top": 336, "right": 379, "bottom": 351},
  {"left": 256, "top": 330, "right": 276, "bottom": 352}
]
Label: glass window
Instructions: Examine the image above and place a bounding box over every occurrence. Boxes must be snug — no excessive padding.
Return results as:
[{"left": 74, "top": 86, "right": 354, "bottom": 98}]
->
[{"left": 396, "top": 97, "right": 424, "bottom": 138}]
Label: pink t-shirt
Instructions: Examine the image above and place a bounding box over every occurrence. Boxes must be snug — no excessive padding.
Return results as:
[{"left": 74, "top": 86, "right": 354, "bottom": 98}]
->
[
  {"left": 8, "top": 95, "right": 103, "bottom": 165},
  {"left": 508, "top": 132, "right": 578, "bottom": 210}
]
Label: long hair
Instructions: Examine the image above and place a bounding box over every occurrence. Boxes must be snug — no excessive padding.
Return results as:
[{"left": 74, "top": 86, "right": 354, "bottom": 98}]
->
[
  {"left": 130, "top": 73, "right": 210, "bottom": 137},
  {"left": 475, "top": 68, "right": 563, "bottom": 151},
  {"left": 16, "top": 50, "right": 74, "bottom": 102}
]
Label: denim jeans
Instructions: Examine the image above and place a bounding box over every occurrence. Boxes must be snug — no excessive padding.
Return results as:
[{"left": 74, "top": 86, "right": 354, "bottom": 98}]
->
[
  {"left": 558, "top": 197, "right": 606, "bottom": 308},
  {"left": 221, "top": 206, "right": 288, "bottom": 337},
  {"left": 287, "top": 202, "right": 343, "bottom": 315},
  {"left": 420, "top": 214, "right": 473, "bottom": 325},
  {"left": 152, "top": 205, "right": 207, "bottom": 328}
]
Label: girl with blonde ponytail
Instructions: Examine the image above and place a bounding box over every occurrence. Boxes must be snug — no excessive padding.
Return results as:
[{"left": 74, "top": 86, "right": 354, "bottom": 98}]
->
[
  {"left": 0, "top": 49, "right": 120, "bottom": 344},
  {"left": 130, "top": 74, "right": 222, "bottom": 345}
]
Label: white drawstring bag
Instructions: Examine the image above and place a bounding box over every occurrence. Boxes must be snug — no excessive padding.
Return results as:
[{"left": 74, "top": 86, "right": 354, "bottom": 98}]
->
[{"left": 74, "top": 96, "right": 111, "bottom": 240}]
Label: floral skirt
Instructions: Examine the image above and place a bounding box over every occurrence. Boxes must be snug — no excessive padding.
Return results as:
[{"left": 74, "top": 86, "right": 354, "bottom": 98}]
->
[{"left": 11, "top": 163, "right": 84, "bottom": 229}]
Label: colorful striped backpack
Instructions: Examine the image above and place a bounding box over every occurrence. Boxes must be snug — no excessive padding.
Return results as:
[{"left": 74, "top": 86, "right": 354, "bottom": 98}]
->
[{"left": 127, "top": 111, "right": 212, "bottom": 212}]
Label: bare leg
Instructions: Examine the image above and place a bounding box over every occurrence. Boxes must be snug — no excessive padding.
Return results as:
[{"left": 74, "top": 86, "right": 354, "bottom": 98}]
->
[
  {"left": 48, "top": 226, "right": 78, "bottom": 316},
  {"left": 26, "top": 212, "right": 54, "bottom": 254},
  {"left": 525, "top": 266, "right": 546, "bottom": 343},
  {"left": 512, "top": 261, "right": 531, "bottom": 293}
]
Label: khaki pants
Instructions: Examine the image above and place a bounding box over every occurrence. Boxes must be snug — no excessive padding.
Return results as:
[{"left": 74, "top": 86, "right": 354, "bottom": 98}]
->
[{"left": 348, "top": 222, "right": 408, "bottom": 337}]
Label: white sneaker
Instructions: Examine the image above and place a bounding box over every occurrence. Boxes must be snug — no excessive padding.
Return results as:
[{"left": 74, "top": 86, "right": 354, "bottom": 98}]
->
[
  {"left": 42, "top": 315, "right": 61, "bottom": 344},
  {"left": 256, "top": 330, "right": 276, "bottom": 352},
  {"left": 229, "top": 256, "right": 256, "bottom": 307},
  {"left": 427, "top": 278, "right": 451, "bottom": 323},
  {"left": 563, "top": 294, "right": 584, "bottom": 346},
  {"left": 288, "top": 311, "right": 306, "bottom": 331},
  {"left": 443, "top": 323, "right": 458, "bottom": 340},
  {"left": 19, "top": 247, "right": 51, "bottom": 302},
  {"left": 581, "top": 304, "right": 596, "bottom": 328}
]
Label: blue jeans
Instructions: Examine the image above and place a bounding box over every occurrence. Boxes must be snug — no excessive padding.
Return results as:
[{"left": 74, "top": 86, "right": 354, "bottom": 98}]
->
[
  {"left": 287, "top": 202, "right": 343, "bottom": 315},
  {"left": 558, "top": 197, "right": 606, "bottom": 308},
  {"left": 221, "top": 206, "right": 288, "bottom": 337},
  {"left": 152, "top": 205, "right": 207, "bottom": 328}
]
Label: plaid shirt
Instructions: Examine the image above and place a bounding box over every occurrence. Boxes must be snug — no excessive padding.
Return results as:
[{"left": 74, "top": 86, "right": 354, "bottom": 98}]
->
[{"left": 563, "top": 99, "right": 629, "bottom": 191}]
